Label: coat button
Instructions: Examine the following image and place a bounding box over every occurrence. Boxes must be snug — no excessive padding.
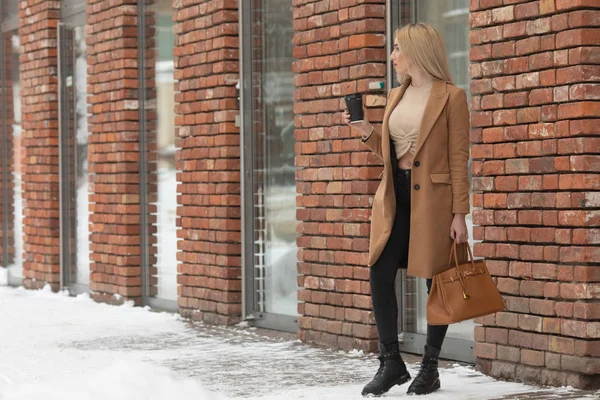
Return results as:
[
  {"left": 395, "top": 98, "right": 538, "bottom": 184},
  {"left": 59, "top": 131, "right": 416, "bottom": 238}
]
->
[
  {"left": 414, "top": 184, "right": 420, "bottom": 190},
  {"left": 414, "top": 161, "right": 420, "bottom": 167}
]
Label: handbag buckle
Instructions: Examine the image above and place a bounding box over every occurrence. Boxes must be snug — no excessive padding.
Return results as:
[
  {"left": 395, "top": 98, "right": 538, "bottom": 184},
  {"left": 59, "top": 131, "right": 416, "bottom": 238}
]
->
[{"left": 463, "top": 291, "right": 470, "bottom": 300}]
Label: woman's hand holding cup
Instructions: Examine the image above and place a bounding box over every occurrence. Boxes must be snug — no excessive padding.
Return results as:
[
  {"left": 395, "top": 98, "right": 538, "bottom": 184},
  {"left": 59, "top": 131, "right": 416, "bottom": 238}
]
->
[
  {"left": 343, "top": 92, "right": 373, "bottom": 138},
  {"left": 343, "top": 108, "right": 373, "bottom": 137}
]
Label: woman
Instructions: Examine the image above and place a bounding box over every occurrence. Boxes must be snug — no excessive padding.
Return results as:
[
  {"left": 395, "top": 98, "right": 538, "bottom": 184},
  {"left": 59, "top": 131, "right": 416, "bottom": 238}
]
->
[{"left": 343, "top": 23, "right": 471, "bottom": 396}]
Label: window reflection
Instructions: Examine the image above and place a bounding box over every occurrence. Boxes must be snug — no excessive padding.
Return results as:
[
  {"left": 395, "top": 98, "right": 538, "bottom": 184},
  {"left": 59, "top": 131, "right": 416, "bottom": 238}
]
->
[
  {"left": 74, "top": 25, "right": 90, "bottom": 285},
  {"left": 144, "top": 0, "right": 177, "bottom": 302},
  {"left": 251, "top": 1, "right": 298, "bottom": 316},
  {"left": 4, "top": 31, "right": 23, "bottom": 281}
]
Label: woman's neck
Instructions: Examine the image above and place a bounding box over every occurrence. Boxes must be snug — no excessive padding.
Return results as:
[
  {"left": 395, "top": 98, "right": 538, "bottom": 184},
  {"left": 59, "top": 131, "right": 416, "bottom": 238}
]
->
[{"left": 409, "top": 71, "right": 434, "bottom": 88}]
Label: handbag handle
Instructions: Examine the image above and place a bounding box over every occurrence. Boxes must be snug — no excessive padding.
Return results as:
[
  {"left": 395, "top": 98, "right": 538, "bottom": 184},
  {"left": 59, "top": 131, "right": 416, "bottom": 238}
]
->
[
  {"left": 447, "top": 238, "right": 476, "bottom": 270},
  {"left": 446, "top": 239, "right": 476, "bottom": 299}
]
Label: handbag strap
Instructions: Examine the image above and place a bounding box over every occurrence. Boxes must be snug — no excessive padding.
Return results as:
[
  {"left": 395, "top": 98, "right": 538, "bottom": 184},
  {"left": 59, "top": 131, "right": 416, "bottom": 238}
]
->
[
  {"left": 446, "top": 239, "right": 476, "bottom": 299},
  {"left": 447, "top": 239, "right": 476, "bottom": 270}
]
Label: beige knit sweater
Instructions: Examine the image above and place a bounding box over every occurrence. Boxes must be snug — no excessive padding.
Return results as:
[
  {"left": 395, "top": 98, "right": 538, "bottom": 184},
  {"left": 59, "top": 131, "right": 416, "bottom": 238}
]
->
[{"left": 388, "top": 81, "right": 433, "bottom": 159}]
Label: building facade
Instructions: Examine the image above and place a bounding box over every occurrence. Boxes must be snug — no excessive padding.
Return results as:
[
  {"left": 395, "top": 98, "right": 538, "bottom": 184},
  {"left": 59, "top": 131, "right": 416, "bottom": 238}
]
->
[{"left": 0, "top": 0, "right": 598, "bottom": 389}]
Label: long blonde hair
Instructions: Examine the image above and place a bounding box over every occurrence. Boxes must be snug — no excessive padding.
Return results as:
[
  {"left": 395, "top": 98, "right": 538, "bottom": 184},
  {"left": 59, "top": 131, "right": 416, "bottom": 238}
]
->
[{"left": 395, "top": 23, "right": 454, "bottom": 84}]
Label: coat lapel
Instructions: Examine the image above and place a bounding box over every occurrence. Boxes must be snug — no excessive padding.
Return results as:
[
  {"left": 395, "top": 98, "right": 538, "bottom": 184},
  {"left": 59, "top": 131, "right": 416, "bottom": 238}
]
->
[{"left": 413, "top": 79, "right": 449, "bottom": 157}]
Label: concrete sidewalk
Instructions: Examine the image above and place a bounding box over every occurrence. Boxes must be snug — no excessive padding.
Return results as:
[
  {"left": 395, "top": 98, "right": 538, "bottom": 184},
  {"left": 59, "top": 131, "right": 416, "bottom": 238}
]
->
[{"left": 175, "top": 322, "right": 599, "bottom": 400}]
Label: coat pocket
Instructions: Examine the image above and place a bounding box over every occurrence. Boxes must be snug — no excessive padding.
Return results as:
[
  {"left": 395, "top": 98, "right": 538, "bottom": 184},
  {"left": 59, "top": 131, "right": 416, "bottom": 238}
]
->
[{"left": 430, "top": 173, "right": 451, "bottom": 184}]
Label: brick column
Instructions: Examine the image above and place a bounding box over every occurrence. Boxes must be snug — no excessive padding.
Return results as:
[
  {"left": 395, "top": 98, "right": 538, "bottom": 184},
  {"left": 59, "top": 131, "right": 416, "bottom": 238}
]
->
[
  {"left": 294, "top": 1, "right": 388, "bottom": 352},
  {"left": 19, "top": 1, "right": 61, "bottom": 290},
  {"left": 174, "top": 0, "right": 242, "bottom": 324},
  {"left": 469, "top": 0, "right": 599, "bottom": 389},
  {"left": 87, "top": 1, "right": 143, "bottom": 304}
]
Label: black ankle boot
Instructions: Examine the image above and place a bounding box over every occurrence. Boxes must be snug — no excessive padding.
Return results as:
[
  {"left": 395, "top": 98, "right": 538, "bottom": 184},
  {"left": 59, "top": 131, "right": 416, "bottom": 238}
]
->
[
  {"left": 361, "top": 342, "right": 411, "bottom": 397},
  {"left": 406, "top": 344, "right": 441, "bottom": 395}
]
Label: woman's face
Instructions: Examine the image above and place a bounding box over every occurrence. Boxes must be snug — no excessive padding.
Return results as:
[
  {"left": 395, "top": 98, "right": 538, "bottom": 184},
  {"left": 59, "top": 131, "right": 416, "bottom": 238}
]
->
[{"left": 391, "top": 38, "right": 410, "bottom": 77}]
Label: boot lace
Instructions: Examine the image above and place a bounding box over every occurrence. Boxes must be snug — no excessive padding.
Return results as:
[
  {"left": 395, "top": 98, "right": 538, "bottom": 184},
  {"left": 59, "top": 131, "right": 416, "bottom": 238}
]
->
[
  {"left": 415, "top": 355, "right": 437, "bottom": 379},
  {"left": 372, "top": 356, "right": 385, "bottom": 379}
]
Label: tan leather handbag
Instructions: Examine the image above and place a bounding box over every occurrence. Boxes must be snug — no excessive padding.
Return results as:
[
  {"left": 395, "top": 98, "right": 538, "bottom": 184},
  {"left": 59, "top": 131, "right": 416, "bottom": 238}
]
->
[{"left": 427, "top": 239, "right": 505, "bottom": 325}]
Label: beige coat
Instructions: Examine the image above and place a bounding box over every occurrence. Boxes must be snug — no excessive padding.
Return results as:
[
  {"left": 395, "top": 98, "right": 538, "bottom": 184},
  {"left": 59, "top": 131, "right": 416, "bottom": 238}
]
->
[{"left": 362, "top": 78, "right": 471, "bottom": 278}]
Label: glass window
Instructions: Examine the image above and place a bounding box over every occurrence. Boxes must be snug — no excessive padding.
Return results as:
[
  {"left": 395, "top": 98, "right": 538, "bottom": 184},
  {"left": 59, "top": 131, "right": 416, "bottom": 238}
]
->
[
  {"left": 2, "top": 30, "right": 22, "bottom": 282},
  {"left": 142, "top": 0, "right": 177, "bottom": 303},
  {"left": 73, "top": 24, "right": 90, "bottom": 286},
  {"left": 57, "top": 16, "right": 89, "bottom": 291},
  {"left": 2, "top": 1, "right": 19, "bottom": 22},
  {"left": 417, "top": 0, "right": 470, "bottom": 94},
  {"left": 154, "top": 4, "right": 177, "bottom": 302},
  {"left": 244, "top": 1, "right": 298, "bottom": 318}
]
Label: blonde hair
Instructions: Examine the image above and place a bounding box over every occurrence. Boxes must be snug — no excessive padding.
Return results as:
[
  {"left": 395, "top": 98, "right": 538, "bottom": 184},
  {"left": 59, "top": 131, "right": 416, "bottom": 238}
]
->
[{"left": 394, "top": 23, "right": 454, "bottom": 84}]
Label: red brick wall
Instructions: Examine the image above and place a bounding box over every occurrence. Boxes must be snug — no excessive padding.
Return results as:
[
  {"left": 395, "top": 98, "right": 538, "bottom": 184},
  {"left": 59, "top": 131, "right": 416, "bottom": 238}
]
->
[
  {"left": 468, "top": 0, "right": 600, "bottom": 389},
  {"left": 19, "top": 1, "right": 61, "bottom": 290},
  {"left": 294, "top": 0, "right": 388, "bottom": 353},
  {"left": 173, "top": 0, "right": 242, "bottom": 324},
  {"left": 87, "top": 0, "right": 143, "bottom": 304}
]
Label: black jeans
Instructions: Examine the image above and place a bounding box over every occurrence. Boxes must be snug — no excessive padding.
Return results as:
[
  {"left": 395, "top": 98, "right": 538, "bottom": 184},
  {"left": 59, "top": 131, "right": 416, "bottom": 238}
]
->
[{"left": 370, "top": 167, "right": 449, "bottom": 351}]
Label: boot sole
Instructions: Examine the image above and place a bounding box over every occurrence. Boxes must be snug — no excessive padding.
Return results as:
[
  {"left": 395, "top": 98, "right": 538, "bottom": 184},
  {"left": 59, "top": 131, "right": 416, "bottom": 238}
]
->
[
  {"left": 361, "top": 372, "right": 411, "bottom": 397},
  {"left": 407, "top": 378, "right": 440, "bottom": 395}
]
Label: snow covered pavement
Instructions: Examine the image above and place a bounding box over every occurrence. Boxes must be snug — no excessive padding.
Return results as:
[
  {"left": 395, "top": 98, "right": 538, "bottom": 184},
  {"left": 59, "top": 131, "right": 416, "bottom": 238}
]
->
[{"left": 0, "top": 285, "right": 597, "bottom": 400}]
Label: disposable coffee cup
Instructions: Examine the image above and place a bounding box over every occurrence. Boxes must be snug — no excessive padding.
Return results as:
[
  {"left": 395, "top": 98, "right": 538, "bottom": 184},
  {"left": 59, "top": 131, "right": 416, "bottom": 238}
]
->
[{"left": 344, "top": 93, "right": 364, "bottom": 122}]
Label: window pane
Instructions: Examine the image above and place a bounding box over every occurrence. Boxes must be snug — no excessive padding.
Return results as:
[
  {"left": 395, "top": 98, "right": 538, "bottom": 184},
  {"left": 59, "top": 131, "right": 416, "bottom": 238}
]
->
[
  {"left": 73, "top": 24, "right": 90, "bottom": 286},
  {"left": 4, "top": 31, "right": 23, "bottom": 281},
  {"left": 3, "top": 1, "right": 19, "bottom": 21},
  {"left": 154, "top": 5, "right": 177, "bottom": 301},
  {"left": 143, "top": 0, "right": 177, "bottom": 302},
  {"left": 251, "top": 1, "right": 298, "bottom": 316}
]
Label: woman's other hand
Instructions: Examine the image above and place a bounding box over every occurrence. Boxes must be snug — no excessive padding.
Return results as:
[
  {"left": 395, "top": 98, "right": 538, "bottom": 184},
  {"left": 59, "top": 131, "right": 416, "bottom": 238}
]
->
[
  {"left": 450, "top": 214, "right": 469, "bottom": 244},
  {"left": 343, "top": 106, "right": 373, "bottom": 137}
]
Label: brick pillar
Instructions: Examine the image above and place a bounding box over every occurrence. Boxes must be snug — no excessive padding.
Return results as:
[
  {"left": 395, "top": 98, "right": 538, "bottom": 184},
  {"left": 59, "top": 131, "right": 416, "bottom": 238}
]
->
[
  {"left": 469, "top": 0, "right": 599, "bottom": 389},
  {"left": 19, "top": 1, "right": 61, "bottom": 290},
  {"left": 174, "top": 0, "right": 242, "bottom": 324},
  {"left": 87, "top": 1, "right": 144, "bottom": 304},
  {"left": 294, "top": 1, "right": 388, "bottom": 352}
]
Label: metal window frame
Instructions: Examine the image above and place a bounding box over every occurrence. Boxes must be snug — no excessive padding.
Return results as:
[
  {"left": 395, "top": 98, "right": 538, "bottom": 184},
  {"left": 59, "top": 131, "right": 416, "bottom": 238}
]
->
[
  {"left": 401, "top": 332, "right": 475, "bottom": 363},
  {"left": 137, "top": 1, "right": 178, "bottom": 313},
  {"left": 238, "top": 0, "right": 298, "bottom": 333},
  {"left": 1, "top": 18, "right": 18, "bottom": 33},
  {"left": 1, "top": 1, "right": 20, "bottom": 286},
  {"left": 58, "top": 10, "right": 88, "bottom": 295},
  {"left": 137, "top": 0, "right": 150, "bottom": 304},
  {"left": 1, "top": 29, "right": 8, "bottom": 272},
  {"left": 1, "top": 0, "right": 19, "bottom": 32},
  {"left": 57, "top": 21, "right": 72, "bottom": 291},
  {"left": 60, "top": 0, "right": 86, "bottom": 20},
  {"left": 239, "top": 0, "right": 254, "bottom": 324},
  {"left": 385, "top": 0, "right": 400, "bottom": 93}
]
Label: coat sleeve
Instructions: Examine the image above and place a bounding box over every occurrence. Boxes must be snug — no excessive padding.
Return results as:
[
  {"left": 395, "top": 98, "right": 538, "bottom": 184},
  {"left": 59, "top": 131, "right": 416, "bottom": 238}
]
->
[
  {"left": 360, "top": 88, "right": 395, "bottom": 162},
  {"left": 448, "top": 88, "right": 471, "bottom": 215},
  {"left": 361, "top": 127, "right": 383, "bottom": 161}
]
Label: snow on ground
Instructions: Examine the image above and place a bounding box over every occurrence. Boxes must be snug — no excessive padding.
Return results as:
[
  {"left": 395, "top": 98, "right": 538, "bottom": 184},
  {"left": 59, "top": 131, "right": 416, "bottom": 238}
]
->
[
  {"left": 0, "top": 269, "right": 7, "bottom": 286},
  {"left": 0, "top": 285, "right": 597, "bottom": 400}
]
